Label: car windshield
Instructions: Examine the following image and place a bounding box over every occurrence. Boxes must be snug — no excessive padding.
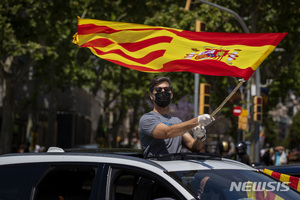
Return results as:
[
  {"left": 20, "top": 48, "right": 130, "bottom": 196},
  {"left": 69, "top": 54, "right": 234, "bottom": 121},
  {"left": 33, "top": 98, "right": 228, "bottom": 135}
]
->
[{"left": 168, "top": 169, "right": 300, "bottom": 200}]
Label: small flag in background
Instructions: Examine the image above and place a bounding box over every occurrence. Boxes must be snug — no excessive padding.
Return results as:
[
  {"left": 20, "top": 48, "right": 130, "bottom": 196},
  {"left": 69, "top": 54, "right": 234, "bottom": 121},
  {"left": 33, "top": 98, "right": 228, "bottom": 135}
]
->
[{"left": 73, "top": 18, "right": 287, "bottom": 80}]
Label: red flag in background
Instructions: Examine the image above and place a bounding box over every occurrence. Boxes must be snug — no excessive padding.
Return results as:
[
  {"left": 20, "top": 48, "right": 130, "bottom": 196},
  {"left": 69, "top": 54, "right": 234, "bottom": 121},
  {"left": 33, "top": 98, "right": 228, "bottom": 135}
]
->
[{"left": 73, "top": 18, "right": 287, "bottom": 80}]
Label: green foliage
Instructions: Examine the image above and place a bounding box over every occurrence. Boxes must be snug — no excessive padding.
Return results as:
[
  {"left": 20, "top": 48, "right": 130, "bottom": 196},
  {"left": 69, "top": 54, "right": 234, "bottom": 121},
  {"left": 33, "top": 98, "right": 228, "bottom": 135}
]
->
[
  {"left": 1, "top": 0, "right": 299, "bottom": 150},
  {"left": 285, "top": 111, "right": 300, "bottom": 149},
  {"left": 263, "top": 115, "right": 279, "bottom": 147}
]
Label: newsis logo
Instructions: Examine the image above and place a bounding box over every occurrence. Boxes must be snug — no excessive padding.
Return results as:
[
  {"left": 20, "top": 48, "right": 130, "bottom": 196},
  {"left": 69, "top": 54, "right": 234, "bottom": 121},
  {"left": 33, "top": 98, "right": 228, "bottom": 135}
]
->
[{"left": 229, "top": 182, "right": 290, "bottom": 192}]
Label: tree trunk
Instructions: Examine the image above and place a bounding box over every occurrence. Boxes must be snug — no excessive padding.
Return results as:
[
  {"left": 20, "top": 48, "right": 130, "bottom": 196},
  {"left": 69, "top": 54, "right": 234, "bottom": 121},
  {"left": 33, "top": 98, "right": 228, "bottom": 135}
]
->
[
  {"left": 0, "top": 78, "right": 15, "bottom": 154},
  {"left": 128, "top": 97, "right": 140, "bottom": 148},
  {"left": 111, "top": 108, "right": 126, "bottom": 148},
  {"left": 46, "top": 90, "right": 57, "bottom": 149},
  {"left": 26, "top": 112, "right": 39, "bottom": 152}
]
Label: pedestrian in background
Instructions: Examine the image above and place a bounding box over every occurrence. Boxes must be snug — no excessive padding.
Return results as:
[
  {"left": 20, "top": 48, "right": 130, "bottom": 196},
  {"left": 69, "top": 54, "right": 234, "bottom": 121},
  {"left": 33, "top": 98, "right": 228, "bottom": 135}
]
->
[{"left": 236, "top": 142, "right": 251, "bottom": 165}]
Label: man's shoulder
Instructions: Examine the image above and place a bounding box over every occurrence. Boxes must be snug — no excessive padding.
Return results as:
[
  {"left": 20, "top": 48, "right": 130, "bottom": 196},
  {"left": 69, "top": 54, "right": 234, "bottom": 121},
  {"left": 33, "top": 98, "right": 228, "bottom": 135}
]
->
[
  {"left": 141, "top": 111, "right": 172, "bottom": 119},
  {"left": 140, "top": 111, "right": 157, "bottom": 120},
  {"left": 144, "top": 110, "right": 156, "bottom": 115},
  {"left": 140, "top": 111, "right": 181, "bottom": 122}
]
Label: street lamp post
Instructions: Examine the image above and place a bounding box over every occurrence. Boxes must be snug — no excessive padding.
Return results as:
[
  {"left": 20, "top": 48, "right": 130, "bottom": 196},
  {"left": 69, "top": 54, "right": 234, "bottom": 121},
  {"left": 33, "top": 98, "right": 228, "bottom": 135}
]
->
[{"left": 196, "top": 0, "right": 261, "bottom": 163}]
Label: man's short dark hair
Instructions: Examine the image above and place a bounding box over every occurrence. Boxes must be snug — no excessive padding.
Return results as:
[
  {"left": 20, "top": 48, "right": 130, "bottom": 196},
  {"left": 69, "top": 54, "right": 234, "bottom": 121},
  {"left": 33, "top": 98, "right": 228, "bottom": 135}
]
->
[{"left": 149, "top": 77, "right": 173, "bottom": 93}]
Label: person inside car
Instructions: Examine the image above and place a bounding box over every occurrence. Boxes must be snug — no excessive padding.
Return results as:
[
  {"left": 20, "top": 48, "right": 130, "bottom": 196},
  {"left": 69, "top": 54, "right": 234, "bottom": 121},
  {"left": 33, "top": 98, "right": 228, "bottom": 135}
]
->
[{"left": 138, "top": 76, "right": 215, "bottom": 158}]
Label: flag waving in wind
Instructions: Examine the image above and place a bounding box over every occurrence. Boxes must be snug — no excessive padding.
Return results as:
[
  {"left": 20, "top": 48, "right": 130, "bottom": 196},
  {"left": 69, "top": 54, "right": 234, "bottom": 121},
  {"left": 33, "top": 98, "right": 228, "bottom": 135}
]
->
[{"left": 73, "top": 18, "right": 287, "bottom": 80}]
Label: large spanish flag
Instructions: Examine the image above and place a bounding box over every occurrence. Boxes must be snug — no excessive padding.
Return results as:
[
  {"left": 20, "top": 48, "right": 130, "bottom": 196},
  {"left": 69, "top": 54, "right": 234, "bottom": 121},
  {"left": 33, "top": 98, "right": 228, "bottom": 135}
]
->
[{"left": 73, "top": 18, "right": 287, "bottom": 80}]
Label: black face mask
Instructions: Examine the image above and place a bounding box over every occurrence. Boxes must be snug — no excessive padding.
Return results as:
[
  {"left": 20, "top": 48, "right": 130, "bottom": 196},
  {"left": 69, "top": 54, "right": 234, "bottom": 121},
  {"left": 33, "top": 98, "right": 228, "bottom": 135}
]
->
[{"left": 154, "top": 92, "right": 171, "bottom": 107}]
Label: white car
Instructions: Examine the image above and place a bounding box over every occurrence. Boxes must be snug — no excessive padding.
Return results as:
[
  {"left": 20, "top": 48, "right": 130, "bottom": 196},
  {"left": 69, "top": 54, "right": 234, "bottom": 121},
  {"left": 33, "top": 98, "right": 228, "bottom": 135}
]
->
[{"left": 0, "top": 147, "right": 299, "bottom": 200}]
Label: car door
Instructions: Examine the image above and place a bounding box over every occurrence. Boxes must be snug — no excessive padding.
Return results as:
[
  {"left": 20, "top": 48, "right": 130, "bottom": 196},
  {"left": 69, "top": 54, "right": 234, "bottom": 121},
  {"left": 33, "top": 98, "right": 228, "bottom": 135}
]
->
[{"left": 104, "top": 164, "right": 186, "bottom": 200}]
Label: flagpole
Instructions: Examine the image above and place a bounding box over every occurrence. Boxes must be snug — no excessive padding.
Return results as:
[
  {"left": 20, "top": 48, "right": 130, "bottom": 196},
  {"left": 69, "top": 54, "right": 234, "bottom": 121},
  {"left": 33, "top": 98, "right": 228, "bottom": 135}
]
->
[
  {"left": 210, "top": 79, "right": 245, "bottom": 118},
  {"left": 193, "top": 20, "right": 205, "bottom": 117}
]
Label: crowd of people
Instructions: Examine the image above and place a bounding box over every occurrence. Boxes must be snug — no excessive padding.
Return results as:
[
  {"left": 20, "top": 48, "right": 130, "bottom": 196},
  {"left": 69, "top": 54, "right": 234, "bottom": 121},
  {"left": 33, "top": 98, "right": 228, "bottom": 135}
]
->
[
  {"left": 16, "top": 143, "right": 45, "bottom": 153},
  {"left": 260, "top": 145, "right": 288, "bottom": 166},
  {"left": 217, "top": 140, "right": 291, "bottom": 166}
]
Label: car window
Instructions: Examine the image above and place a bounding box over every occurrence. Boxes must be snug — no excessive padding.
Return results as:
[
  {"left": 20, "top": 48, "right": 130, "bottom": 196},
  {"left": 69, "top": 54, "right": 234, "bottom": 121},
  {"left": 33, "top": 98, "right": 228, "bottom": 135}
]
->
[
  {"left": 34, "top": 165, "right": 97, "bottom": 200},
  {"left": 168, "top": 169, "right": 300, "bottom": 200},
  {"left": 0, "top": 163, "right": 42, "bottom": 200},
  {"left": 109, "top": 168, "right": 180, "bottom": 200}
]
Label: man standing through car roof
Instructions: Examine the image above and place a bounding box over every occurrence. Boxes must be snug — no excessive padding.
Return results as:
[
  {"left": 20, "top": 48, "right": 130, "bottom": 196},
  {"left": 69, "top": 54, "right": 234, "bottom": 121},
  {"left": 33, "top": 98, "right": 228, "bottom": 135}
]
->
[{"left": 139, "top": 76, "right": 215, "bottom": 158}]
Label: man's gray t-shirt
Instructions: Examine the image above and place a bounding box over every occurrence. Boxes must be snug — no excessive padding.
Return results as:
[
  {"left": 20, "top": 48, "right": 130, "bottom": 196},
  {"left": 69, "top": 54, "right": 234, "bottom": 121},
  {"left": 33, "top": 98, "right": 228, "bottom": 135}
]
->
[{"left": 138, "top": 111, "right": 182, "bottom": 158}]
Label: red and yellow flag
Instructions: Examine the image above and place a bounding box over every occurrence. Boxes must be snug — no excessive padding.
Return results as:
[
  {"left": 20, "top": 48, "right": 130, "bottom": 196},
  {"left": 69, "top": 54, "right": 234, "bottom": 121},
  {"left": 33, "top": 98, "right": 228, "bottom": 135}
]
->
[
  {"left": 73, "top": 18, "right": 287, "bottom": 80},
  {"left": 263, "top": 168, "right": 300, "bottom": 192}
]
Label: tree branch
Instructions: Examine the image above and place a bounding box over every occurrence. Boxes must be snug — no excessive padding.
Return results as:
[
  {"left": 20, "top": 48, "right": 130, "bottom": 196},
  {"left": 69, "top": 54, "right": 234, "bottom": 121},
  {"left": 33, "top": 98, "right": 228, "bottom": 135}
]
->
[
  {"left": 282, "top": 39, "right": 300, "bottom": 68},
  {"left": 0, "top": 56, "right": 14, "bottom": 79}
]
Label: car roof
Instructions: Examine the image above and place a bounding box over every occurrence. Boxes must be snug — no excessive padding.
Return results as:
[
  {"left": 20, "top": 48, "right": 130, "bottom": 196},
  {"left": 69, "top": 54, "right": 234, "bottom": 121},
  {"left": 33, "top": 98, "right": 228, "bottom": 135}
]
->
[
  {"left": 0, "top": 147, "right": 255, "bottom": 172},
  {"left": 153, "top": 158, "right": 255, "bottom": 171}
]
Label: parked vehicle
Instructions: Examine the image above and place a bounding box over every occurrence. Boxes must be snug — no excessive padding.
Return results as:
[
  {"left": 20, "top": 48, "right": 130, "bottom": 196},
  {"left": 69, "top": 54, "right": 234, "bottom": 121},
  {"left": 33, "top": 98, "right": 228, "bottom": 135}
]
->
[{"left": 1, "top": 147, "right": 299, "bottom": 200}]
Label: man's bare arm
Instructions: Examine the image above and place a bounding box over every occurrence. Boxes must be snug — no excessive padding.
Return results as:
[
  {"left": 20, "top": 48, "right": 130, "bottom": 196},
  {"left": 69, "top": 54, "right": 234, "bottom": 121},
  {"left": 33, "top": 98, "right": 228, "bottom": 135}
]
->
[
  {"left": 151, "top": 118, "right": 199, "bottom": 139},
  {"left": 182, "top": 132, "right": 203, "bottom": 152},
  {"left": 151, "top": 114, "right": 214, "bottom": 139}
]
